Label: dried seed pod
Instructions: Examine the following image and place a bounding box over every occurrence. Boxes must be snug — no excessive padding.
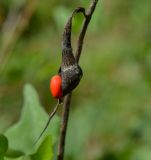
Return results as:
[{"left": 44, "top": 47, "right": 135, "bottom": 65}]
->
[{"left": 60, "top": 12, "right": 83, "bottom": 96}]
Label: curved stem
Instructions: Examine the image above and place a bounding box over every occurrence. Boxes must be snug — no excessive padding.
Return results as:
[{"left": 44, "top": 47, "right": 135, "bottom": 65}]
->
[{"left": 34, "top": 100, "right": 61, "bottom": 145}]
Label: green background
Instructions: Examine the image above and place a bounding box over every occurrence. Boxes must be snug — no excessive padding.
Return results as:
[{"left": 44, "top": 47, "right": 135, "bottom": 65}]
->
[{"left": 0, "top": 0, "right": 151, "bottom": 159}]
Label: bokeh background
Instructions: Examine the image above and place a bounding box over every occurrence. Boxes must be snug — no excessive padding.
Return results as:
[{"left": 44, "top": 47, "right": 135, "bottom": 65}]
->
[{"left": 0, "top": 0, "right": 151, "bottom": 159}]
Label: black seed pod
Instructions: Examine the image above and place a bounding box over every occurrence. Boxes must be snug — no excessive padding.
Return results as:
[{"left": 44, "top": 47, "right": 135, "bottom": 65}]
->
[{"left": 60, "top": 13, "right": 83, "bottom": 96}]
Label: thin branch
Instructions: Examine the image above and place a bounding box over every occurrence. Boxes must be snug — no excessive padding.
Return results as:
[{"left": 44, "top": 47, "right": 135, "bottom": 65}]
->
[
  {"left": 75, "top": 0, "right": 98, "bottom": 62},
  {"left": 34, "top": 100, "right": 61, "bottom": 145},
  {"left": 57, "top": 1, "right": 98, "bottom": 160},
  {"left": 57, "top": 94, "right": 72, "bottom": 160}
]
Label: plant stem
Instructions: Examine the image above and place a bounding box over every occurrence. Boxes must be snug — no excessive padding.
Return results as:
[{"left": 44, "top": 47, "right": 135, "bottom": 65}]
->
[
  {"left": 57, "top": 94, "right": 72, "bottom": 160},
  {"left": 57, "top": 1, "right": 98, "bottom": 160}
]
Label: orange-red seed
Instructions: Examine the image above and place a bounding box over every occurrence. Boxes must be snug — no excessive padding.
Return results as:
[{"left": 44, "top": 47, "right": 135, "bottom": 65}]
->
[{"left": 50, "top": 75, "right": 62, "bottom": 99}]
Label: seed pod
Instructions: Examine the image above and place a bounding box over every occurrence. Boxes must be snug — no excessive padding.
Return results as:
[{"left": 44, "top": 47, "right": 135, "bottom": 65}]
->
[{"left": 60, "top": 12, "right": 83, "bottom": 96}]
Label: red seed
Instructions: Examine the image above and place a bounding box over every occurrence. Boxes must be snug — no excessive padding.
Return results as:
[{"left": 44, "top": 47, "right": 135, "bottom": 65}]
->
[{"left": 50, "top": 75, "right": 62, "bottom": 99}]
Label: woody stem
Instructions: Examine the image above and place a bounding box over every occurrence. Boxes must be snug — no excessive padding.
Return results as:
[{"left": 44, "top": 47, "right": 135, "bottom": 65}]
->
[{"left": 57, "top": 1, "right": 98, "bottom": 160}]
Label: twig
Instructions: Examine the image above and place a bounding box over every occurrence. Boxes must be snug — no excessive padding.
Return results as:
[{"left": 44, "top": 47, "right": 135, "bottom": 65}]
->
[
  {"left": 57, "top": 1, "right": 98, "bottom": 160},
  {"left": 34, "top": 100, "right": 61, "bottom": 145},
  {"left": 75, "top": 0, "right": 99, "bottom": 62},
  {"left": 57, "top": 94, "right": 72, "bottom": 160}
]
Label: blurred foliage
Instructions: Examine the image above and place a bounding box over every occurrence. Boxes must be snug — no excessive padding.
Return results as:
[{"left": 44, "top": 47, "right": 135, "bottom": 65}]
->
[
  {"left": 0, "top": 0, "right": 151, "bottom": 159},
  {"left": 5, "top": 84, "right": 60, "bottom": 154},
  {"left": 1, "top": 84, "right": 59, "bottom": 159},
  {"left": 0, "top": 134, "right": 8, "bottom": 159}
]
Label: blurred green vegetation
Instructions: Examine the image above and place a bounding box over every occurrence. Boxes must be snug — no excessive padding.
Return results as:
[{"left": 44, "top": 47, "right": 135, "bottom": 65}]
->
[{"left": 0, "top": 0, "right": 151, "bottom": 159}]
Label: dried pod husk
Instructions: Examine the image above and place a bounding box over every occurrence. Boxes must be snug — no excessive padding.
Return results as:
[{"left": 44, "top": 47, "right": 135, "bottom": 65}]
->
[{"left": 60, "top": 11, "right": 83, "bottom": 96}]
